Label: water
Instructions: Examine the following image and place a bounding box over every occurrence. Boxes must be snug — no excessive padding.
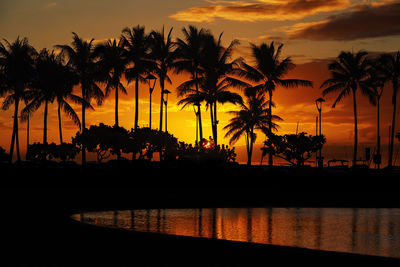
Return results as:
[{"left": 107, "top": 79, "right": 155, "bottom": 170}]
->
[{"left": 72, "top": 208, "right": 400, "bottom": 258}]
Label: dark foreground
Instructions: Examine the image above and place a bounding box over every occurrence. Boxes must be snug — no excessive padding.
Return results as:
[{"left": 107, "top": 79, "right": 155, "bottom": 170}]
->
[{"left": 3, "top": 163, "right": 400, "bottom": 266}]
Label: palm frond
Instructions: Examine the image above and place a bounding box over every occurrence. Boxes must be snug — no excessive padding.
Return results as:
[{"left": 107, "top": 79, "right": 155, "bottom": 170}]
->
[
  {"left": 61, "top": 100, "right": 81, "bottom": 130},
  {"left": 276, "top": 78, "right": 313, "bottom": 88}
]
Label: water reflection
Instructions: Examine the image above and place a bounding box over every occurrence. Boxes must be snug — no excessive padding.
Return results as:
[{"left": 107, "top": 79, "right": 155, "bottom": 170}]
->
[{"left": 72, "top": 208, "right": 400, "bottom": 259}]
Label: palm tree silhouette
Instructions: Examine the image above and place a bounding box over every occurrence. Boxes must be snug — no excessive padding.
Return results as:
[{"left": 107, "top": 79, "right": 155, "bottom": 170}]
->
[
  {"left": 23, "top": 97, "right": 30, "bottom": 159},
  {"left": 174, "top": 25, "right": 210, "bottom": 143},
  {"left": 21, "top": 49, "right": 59, "bottom": 144},
  {"left": 0, "top": 37, "right": 36, "bottom": 162},
  {"left": 321, "top": 51, "right": 373, "bottom": 167},
  {"left": 190, "top": 32, "right": 248, "bottom": 146},
  {"left": 149, "top": 26, "right": 176, "bottom": 132},
  {"left": 54, "top": 58, "right": 83, "bottom": 145},
  {"left": 365, "top": 59, "right": 386, "bottom": 169},
  {"left": 56, "top": 32, "right": 104, "bottom": 166},
  {"left": 22, "top": 49, "right": 83, "bottom": 145},
  {"left": 122, "top": 25, "right": 155, "bottom": 130},
  {"left": 379, "top": 52, "right": 400, "bottom": 168},
  {"left": 238, "top": 42, "right": 312, "bottom": 166},
  {"left": 224, "top": 86, "right": 281, "bottom": 165},
  {"left": 95, "top": 38, "right": 128, "bottom": 127}
]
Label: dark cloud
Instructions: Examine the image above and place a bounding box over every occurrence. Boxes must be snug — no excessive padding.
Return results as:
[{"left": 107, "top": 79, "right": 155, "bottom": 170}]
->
[{"left": 288, "top": 3, "right": 400, "bottom": 40}]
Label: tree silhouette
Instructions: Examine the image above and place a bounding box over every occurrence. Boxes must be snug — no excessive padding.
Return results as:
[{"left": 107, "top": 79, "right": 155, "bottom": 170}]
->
[
  {"left": 178, "top": 32, "right": 248, "bottom": 146},
  {"left": 238, "top": 42, "right": 312, "bottom": 166},
  {"left": 364, "top": 59, "right": 386, "bottom": 168},
  {"left": 53, "top": 56, "right": 83, "bottom": 145},
  {"left": 56, "top": 32, "right": 104, "bottom": 166},
  {"left": 379, "top": 52, "right": 400, "bottom": 168},
  {"left": 21, "top": 49, "right": 82, "bottom": 144},
  {"left": 122, "top": 25, "right": 155, "bottom": 130},
  {"left": 262, "top": 132, "right": 326, "bottom": 166},
  {"left": 72, "top": 123, "right": 131, "bottom": 162},
  {"left": 149, "top": 26, "right": 176, "bottom": 132},
  {"left": 174, "top": 25, "right": 210, "bottom": 142},
  {"left": 21, "top": 49, "right": 56, "bottom": 144},
  {"left": 95, "top": 38, "right": 128, "bottom": 127},
  {"left": 321, "top": 51, "right": 374, "bottom": 167},
  {"left": 0, "top": 37, "right": 37, "bottom": 162},
  {"left": 224, "top": 86, "right": 281, "bottom": 165}
]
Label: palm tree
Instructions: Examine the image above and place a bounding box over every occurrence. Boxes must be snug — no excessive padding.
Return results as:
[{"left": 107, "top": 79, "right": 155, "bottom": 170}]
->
[
  {"left": 174, "top": 25, "right": 210, "bottom": 143},
  {"left": 149, "top": 26, "right": 175, "bottom": 132},
  {"left": 364, "top": 60, "right": 386, "bottom": 169},
  {"left": 224, "top": 86, "right": 281, "bottom": 165},
  {"left": 95, "top": 38, "right": 128, "bottom": 127},
  {"left": 321, "top": 51, "right": 374, "bottom": 167},
  {"left": 56, "top": 32, "right": 104, "bottom": 166},
  {"left": 178, "top": 32, "right": 248, "bottom": 146},
  {"left": 122, "top": 25, "right": 155, "bottom": 130},
  {"left": 54, "top": 57, "right": 83, "bottom": 144},
  {"left": 238, "top": 42, "right": 313, "bottom": 166},
  {"left": 21, "top": 49, "right": 58, "bottom": 144},
  {"left": 22, "top": 49, "right": 82, "bottom": 145},
  {"left": 379, "top": 52, "right": 400, "bottom": 168},
  {"left": 0, "top": 37, "right": 36, "bottom": 162}
]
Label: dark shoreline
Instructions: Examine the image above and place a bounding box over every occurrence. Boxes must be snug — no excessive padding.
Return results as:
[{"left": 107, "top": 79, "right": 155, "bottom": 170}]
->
[{"left": 3, "top": 163, "right": 400, "bottom": 266}]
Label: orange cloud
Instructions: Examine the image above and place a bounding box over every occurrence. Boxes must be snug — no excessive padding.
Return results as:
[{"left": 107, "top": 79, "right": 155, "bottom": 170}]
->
[
  {"left": 170, "top": 0, "right": 350, "bottom": 22},
  {"left": 287, "top": 2, "right": 400, "bottom": 40}
]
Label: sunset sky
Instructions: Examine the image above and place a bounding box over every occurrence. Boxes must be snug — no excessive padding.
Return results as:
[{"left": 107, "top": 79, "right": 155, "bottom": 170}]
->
[{"left": 1, "top": 0, "right": 400, "bottom": 164}]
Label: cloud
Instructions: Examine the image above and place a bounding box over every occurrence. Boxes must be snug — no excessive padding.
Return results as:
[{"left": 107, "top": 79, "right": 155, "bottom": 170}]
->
[
  {"left": 44, "top": 2, "right": 57, "bottom": 9},
  {"left": 287, "top": 2, "right": 400, "bottom": 40},
  {"left": 170, "top": 0, "right": 350, "bottom": 22}
]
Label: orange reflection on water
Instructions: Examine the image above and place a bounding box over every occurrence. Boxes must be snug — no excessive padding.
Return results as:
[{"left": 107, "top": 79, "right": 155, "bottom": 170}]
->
[{"left": 72, "top": 208, "right": 400, "bottom": 259}]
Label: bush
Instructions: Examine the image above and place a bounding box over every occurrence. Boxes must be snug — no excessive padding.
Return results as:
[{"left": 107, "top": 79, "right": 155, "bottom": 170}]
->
[
  {"left": 72, "top": 123, "right": 131, "bottom": 162},
  {"left": 262, "top": 132, "right": 326, "bottom": 166},
  {"left": 26, "top": 142, "right": 80, "bottom": 161},
  {"left": 0, "top": 146, "right": 9, "bottom": 161},
  {"left": 176, "top": 138, "right": 236, "bottom": 164}
]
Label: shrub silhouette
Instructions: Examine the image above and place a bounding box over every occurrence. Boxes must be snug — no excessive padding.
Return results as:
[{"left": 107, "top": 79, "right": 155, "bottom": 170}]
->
[
  {"left": 177, "top": 139, "right": 236, "bottom": 164},
  {"left": 0, "top": 146, "right": 10, "bottom": 161},
  {"left": 128, "top": 127, "right": 179, "bottom": 161},
  {"left": 262, "top": 132, "right": 325, "bottom": 166},
  {"left": 72, "top": 123, "right": 131, "bottom": 162},
  {"left": 26, "top": 142, "right": 80, "bottom": 162}
]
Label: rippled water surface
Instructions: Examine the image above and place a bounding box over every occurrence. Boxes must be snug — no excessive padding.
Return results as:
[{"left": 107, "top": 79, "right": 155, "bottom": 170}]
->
[{"left": 72, "top": 208, "right": 400, "bottom": 258}]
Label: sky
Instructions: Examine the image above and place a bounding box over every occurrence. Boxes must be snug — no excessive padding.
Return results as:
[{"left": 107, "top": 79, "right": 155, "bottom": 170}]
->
[{"left": 1, "top": 0, "right": 400, "bottom": 165}]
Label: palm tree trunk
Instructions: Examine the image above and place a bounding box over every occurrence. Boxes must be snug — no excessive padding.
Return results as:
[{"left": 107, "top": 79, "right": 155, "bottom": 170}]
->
[
  {"left": 376, "top": 97, "right": 381, "bottom": 169},
  {"left": 15, "top": 114, "right": 20, "bottom": 162},
  {"left": 352, "top": 88, "right": 358, "bottom": 167},
  {"left": 195, "top": 71, "right": 203, "bottom": 141},
  {"left": 134, "top": 76, "right": 139, "bottom": 130},
  {"left": 209, "top": 104, "right": 214, "bottom": 141},
  {"left": 115, "top": 82, "right": 119, "bottom": 127},
  {"left": 58, "top": 102, "right": 63, "bottom": 144},
  {"left": 158, "top": 77, "right": 165, "bottom": 161},
  {"left": 268, "top": 90, "right": 273, "bottom": 166},
  {"left": 26, "top": 113, "right": 29, "bottom": 160},
  {"left": 248, "top": 128, "right": 254, "bottom": 166},
  {"left": 115, "top": 82, "right": 121, "bottom": 161},
  {"left": 214, "top": 101, "right": 218, "bottom": 146},
  {"left": 9, "top": 97, "right": 20, "bottom": 163},
  {"left": 43, "top": 100, "right": 48, "bottom": 144},
  {"left": 388, "top": 82, "right": 398, "bottom": 168},
  {"left": 159, "top": 77, "right": 164, "bottom": 132},
  {"left": 82, "top": 87, "right": 86, "bottom": 167}
]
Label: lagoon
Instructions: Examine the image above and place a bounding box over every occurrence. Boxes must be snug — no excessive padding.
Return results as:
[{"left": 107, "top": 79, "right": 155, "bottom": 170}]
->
[{"left": 72, "top": 207, "right": 400, "bottom": 259}]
